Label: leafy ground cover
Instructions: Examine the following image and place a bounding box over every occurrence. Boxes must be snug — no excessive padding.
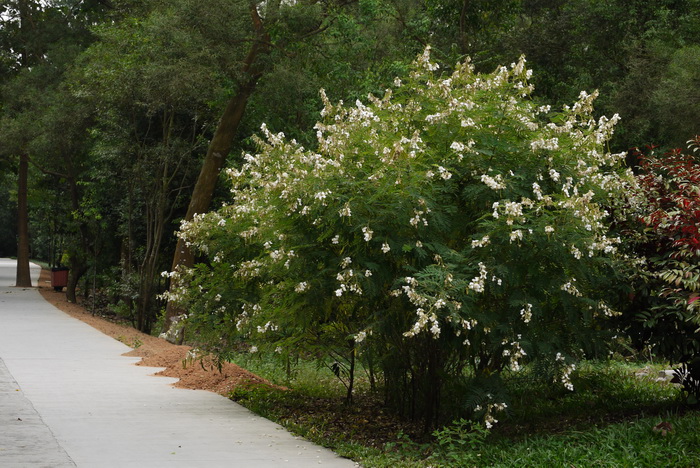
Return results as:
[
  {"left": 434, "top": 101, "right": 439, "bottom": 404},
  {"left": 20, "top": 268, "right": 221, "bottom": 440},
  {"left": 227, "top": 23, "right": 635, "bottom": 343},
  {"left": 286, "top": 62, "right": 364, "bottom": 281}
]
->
[{"left": 228, "top": 354, "right": 699, "bottom": 467}]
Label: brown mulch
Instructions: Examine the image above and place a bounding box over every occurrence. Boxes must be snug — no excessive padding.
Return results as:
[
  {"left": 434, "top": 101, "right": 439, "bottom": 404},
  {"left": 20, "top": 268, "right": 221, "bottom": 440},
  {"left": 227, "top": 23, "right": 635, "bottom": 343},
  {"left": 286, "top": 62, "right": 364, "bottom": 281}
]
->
[{"left": 36, "top": 268, "right": 275, "bottom": 396}]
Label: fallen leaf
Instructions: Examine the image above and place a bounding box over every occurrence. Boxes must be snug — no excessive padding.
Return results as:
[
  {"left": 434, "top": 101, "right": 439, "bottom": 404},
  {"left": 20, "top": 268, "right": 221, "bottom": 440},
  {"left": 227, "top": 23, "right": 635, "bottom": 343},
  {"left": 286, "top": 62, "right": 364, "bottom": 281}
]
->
[{"left": 652, "top": 421, "right": 673, "bottom": 436}]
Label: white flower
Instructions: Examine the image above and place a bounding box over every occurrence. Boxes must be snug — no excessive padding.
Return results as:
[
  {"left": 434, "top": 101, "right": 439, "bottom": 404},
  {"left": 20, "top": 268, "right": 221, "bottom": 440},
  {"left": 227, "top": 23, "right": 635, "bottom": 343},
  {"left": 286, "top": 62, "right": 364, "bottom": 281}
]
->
[
  {"left": 314, "top": 190, "right": 331, "bottom": 201},
  {"left": 481, "top": 174, "right": 506, "bottom": 190},
  {"left": 570, "top": 245, "right": 582, "bottom": 259},
  {"left": 294, "top": 282, "right": 309, "bottom": 293},
  {"left": 545, "top": 225, "right": 554, "bottom": 234},
  {"left": 362, "top": 226, "right": 374, "bottom": 242},
  {"left": 450, "top": 141, "right": 465, "bottom": 152},
  {"left": 339, "top": 205, "right": 352, "bottom": 217},
  {"left": 438, "top": 166, "right": 452, "bottom": 180},
  {"left": 561, "top": 279, "right": 582, "bottom": 297},
  {"left": 509, "top": 229, "right": 523, "bottom": 243},
  {"left": 468, "top": 263, "right": 488, "bottom": 293},
  {"left": 531, "top": 137, "right": 559, "bottom": 151},
  {"left": 331, "top": 235, "right": 340, "bottom": 244},
  {"left": 532, "top": 182, "right": 544, "bottom": 200},
  {"left": 471, "top": 235, "right": 490, "bottom": 248},
  {"left": 381, "top": 242, "right": 391, "bottom": 253}
]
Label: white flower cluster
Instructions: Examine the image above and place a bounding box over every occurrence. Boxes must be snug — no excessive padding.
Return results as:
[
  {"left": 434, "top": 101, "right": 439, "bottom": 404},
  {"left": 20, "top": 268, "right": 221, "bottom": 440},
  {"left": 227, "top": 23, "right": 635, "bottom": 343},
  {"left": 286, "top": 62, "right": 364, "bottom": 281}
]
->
[
  {"left": 597, "top": 301, "right": 621, "bottom": 318},
  {"left": 468, "top": 262, "right": 488, "bottom": 293},
  {"left": 404, "top": 307, "right": 441, "bottom": 338},
  {"left": 475, "top": 401, "right": 508, "bottom": 429},
  {"left": 471, "top": 235, "right": 490, "bottom": 248},
  {"left": 481, "top": 173, "right": 506, "bottom": 190},
  {"left": 257, "top": 321, "right": 278, "bottom": 334},
  {"left": 520, "top": 303, "right": 533, "bottom": 323},
  {"left": 509, "top": 229, "right": 524, "bottom": 243},
  {"left": 235, "top": 259, "right": 263, "bottom": 278},
  {"left": 555, "top": 352, "right": 576, "bottom": 391},
  {"left": 560, "top": 278, "right": 583, "bottom": 297},
  {"left": 335, "top": 268, "right": 363, "bottom": 297},
  {"left": 503, "top": 339, "right": 527, "bottom": 372},
  {"left": 409, "top": 209, "right": 429, "bottom": 227},
  {"left": 354, "top": 329, "right": 373, "bottom": 343},
  {"left": 531, "top": 137, "right": 559, "bottom": 151}
]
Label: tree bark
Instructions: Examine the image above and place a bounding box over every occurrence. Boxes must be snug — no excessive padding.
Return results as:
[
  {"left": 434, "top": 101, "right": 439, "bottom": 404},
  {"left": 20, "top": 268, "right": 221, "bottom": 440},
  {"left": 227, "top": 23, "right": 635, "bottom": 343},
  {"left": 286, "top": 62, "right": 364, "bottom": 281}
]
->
[
  {"left": 162, "top": 4, "right": 270, "bottom": 335},
  {"left": 64, "top": 160, "right": 91, "bottom": 303},
  {"left": 14, "top": 0, "right": 33, "bottom": 287},
  {"left": 15, "top": 151, "right": 32, "bottom": 287}
]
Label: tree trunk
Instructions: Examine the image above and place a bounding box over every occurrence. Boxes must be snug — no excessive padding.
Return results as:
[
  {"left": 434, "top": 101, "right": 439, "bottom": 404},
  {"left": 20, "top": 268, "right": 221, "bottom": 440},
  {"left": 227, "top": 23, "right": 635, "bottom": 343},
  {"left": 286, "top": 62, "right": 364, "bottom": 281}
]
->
[
  {"left": 66, "top": 261, "right": 88, "bottom": 303},
  {"left": 162, "top": 5, "right": 270, "bottom": 335},
  {"left": 346, "top": 339, "right": 356, "bottom": 404},
  {"left": 15, "top": 151, "right": 32, "bottom": 287},
  {"left": 15, "top": 0, "right": 33, "bottom": 287},
  {"left": 64, "top": 166, "right": 91, "bottom": 302}
]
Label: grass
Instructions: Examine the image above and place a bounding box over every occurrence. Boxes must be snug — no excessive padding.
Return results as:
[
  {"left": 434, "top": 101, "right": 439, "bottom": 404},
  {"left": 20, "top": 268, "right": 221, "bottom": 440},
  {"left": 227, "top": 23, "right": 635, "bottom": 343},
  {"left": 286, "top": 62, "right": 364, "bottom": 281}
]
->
[{"left": 226, "top": 354, "right": 699, "bottom": 467}]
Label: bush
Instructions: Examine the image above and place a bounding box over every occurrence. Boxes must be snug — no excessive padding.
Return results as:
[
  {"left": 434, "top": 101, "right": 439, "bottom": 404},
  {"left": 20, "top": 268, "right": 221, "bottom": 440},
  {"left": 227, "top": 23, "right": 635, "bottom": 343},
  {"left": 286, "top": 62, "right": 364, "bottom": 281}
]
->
[
  {"left": 625, "top": 137, "right": 700, "bottom": 362},
  {"left": 167, "top": 47, "right": 634, "bottom": 428}
]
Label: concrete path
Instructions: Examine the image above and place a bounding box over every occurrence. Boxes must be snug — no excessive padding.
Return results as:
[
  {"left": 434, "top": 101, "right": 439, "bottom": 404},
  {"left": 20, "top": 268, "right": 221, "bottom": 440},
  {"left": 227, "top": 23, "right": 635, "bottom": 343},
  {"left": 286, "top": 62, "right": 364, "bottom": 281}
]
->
[{"left": 0, "top": 259, "right": 357, "bottom": 467}]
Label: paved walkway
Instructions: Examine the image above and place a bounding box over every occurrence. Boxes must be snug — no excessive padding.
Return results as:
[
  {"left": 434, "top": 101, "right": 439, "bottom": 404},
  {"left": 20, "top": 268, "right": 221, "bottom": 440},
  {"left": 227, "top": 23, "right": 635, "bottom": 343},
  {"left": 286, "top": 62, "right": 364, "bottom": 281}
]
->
[{"left": 0, "top": 259, "right": 357, "bottom": 467}]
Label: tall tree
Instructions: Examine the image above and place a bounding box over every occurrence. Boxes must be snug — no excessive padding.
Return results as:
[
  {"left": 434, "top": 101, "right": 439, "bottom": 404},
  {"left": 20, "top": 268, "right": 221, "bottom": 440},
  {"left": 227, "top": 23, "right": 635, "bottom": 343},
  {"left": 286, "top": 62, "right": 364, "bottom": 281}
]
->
[
  {"left": 13, "top": 0, "right": 31, "bottom": 286},
  {"left": 162, "top": 0, "right": 368, "bottom": 335},
  {"left": 1, "top": 0, "right": 114, "bottom": 293}
]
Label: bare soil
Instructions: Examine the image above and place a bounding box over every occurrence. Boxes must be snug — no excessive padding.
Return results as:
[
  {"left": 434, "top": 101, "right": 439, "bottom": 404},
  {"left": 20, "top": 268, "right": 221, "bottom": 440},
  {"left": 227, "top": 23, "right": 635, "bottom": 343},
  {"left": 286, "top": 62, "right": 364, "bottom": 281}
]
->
[{"left": 36, "top": 268, "right": 275, "bottom": 396}]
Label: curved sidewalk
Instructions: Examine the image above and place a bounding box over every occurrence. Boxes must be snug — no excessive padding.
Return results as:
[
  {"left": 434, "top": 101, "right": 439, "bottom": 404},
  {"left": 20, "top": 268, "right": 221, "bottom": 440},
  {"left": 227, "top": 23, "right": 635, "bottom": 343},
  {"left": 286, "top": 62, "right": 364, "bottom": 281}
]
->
[{"left": 0, "top": 259, "right": 357, "bottom": 467}]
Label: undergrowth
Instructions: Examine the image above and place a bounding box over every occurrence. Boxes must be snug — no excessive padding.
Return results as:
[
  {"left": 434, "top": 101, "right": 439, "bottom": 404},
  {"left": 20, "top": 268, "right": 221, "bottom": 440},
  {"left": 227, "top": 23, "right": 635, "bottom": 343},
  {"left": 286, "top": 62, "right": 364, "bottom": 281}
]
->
[{"left": 228, "top": 355, "right": 699, "bottom": 467}]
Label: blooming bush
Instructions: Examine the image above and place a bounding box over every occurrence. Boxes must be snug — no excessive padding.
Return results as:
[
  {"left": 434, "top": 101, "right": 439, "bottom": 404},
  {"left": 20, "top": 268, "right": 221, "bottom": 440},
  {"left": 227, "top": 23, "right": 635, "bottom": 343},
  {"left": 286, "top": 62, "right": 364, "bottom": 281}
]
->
[
  {"left": 166, "top": 47, "right": 634, "bottom": 426},
  {"left": 626, "top": 137, "right": 700, "bottom": 361}
]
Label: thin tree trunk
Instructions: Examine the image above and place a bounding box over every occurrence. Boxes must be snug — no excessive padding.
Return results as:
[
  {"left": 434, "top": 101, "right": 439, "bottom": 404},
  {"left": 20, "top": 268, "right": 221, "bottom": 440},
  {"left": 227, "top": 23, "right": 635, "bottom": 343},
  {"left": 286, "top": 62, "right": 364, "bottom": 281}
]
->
[
  {"left": 162, "top": 4, "right": 270, "bottom": 335},
  {"left": 65, "top": 169, "right": 90, "bottom": 303},
  {"left": 346, "top": 339, "right": 356, "bottom": 404},
  {"left": 15, "top": 151, "right": 32, "bottom": 287},
  {"left": 459, "top": 0, "right": 470, "bottom": 55}
]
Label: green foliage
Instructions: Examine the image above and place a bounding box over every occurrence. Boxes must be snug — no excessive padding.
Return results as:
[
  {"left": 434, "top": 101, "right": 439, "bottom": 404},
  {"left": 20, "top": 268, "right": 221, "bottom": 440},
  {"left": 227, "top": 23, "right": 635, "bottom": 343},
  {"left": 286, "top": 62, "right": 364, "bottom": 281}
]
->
[
  {"left": 430, "top": 418, "right": 489, "bottom": 467},
  {"left": 491, "top": 0, "right": 700, "bottom": 149},
  {"left": 653, "top": 46, "right": 700, "bottom": 146},
  {"left": 225, "top": 355, "right": 687, "bottom": 468},
  {"left": 171, "top": 48, "right": 634, "bottom": 427},
  {"left": 673, "top": 359, "right": 700, "bottom": 406},
  {"left": 624, "top": 139, "right": 700, "bottom": 362}
]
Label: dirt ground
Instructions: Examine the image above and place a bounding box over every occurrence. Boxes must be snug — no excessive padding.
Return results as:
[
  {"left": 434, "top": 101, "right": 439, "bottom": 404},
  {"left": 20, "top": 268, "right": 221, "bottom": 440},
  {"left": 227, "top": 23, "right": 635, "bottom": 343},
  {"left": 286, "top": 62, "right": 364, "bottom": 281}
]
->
[{"left": 36, "top": 268, "right": 274, "bottom": 396}]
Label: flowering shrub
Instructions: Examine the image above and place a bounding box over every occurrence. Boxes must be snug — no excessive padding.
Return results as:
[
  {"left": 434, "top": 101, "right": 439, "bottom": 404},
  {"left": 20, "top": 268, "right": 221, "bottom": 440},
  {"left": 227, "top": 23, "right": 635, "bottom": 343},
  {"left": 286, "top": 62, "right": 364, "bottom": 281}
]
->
[
  {"left": 166, "top": 47, "right": 633, "bottom": 426},
  {"left": 627, "top": 137, "right": 700, "bottom": 361}
]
